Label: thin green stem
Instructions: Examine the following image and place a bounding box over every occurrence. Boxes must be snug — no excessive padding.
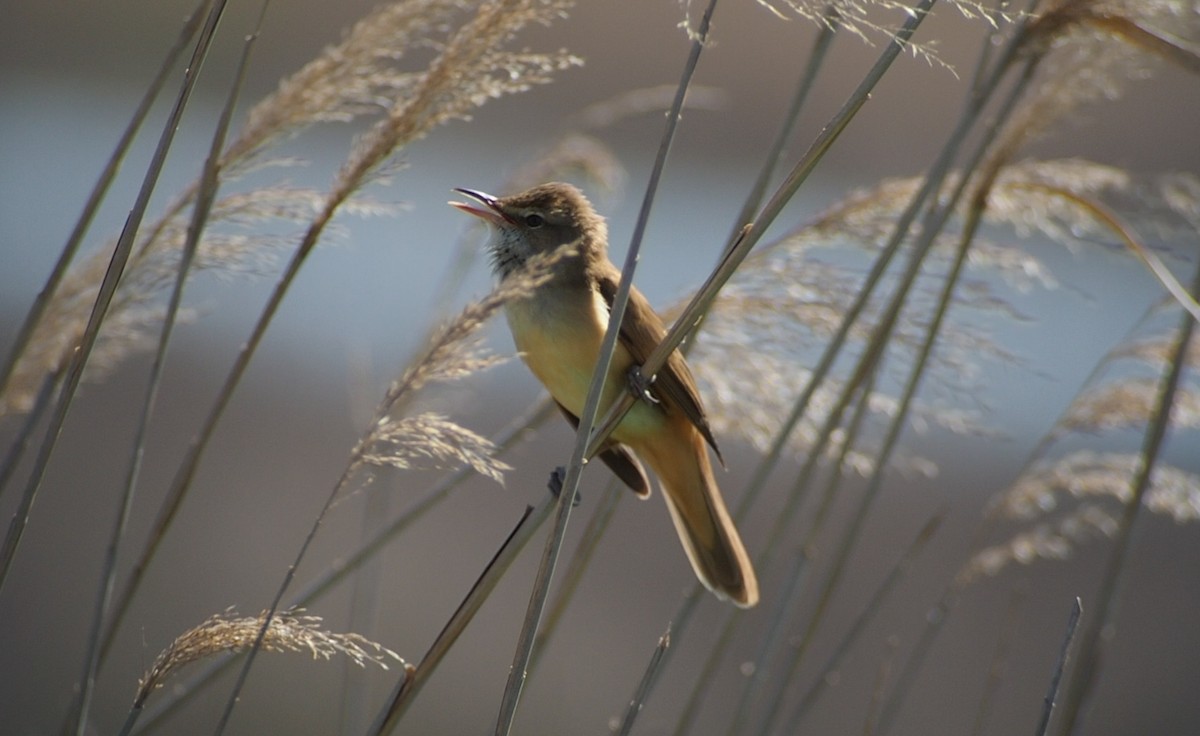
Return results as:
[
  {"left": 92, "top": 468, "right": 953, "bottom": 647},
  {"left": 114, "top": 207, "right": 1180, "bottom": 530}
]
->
[
  {"left": 730, "top": 373, "right": 881, "bottom": 736},
  {"left": 782, "top": 512, "right": 946, "bottom": 733},
  {"left": 725, "top": 3, "right": 839, "bottom": 250},
  {"left": 748, "top": 377, "right": 881, "bottom": 736},
  {"left": 1040, "top": 598, "right": 1084, "bottom": 736},
  {"left": 0, "top": 371, "right": 58, "bottom": 502},
  {"left": 969, "top": 585, "right": 1029, "bottom": 736},
  {"left": 529, "top": 480, "right": 623, "bottom": 673}
]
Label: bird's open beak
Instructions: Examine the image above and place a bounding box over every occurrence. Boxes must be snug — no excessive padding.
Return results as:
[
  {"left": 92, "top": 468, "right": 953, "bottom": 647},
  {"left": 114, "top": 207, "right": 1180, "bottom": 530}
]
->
[{"left": 449, "top": 187, "right": 512, "bottom": 225}]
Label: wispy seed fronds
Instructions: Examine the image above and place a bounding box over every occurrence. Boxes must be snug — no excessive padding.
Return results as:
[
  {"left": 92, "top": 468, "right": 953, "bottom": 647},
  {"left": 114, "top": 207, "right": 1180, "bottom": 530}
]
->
[
  {"left": 1057, "top": 378, "right": 1200, "bottom": 434},
  {"left": 221, "top": 0, "right": 472, "bottom": 168},
  {"left": 985, "top": 159, "right": 1133, "bottom": 247},
  {"left": 800, "top": 158, "right": 1191, "bottom": 279},
  {"left": 332, "top": 0, "right": 581, "bottom": 199},
  {"left": 750, "top": 1, "right": 1005, "bottom": 67},
  {"left": 384, "top": 245, "right": 577, "bottom": 407},
  {"left": 0, "top": 185, "right": 339, "bottom": 415},
  {"left": 691, "top": 346, "right": 954, "bottom": 477},
  {"left": 960, "top": 503, "right": 1120, "bottom": 582},
  {"left": 989, "top": 450, "right": 1200, "bottom": 523},
  {"left": 963, "top": 449, "right": 1200, "bottom": 580},
  {"left": 1111, "top": 333, "right": 1200, "bottom": 369},
  {"left": 350, "top": 245, "right": 576, "bottom": 484},
  {"left": 361, "top": 412, "right": 512, "bottom": 484},
  {"left": 135, "top": 608, "right": 403, "bottom": 706},
  {"left": 685, "top": 156, "right": 1191, "bottom": 473},
  {"left": 998, "top": 1, "right": 1200, "bottom": 157},
  {"left": 689, "top": 180, "right": 1042, "bottom": 461},
  {"left": 793, "top": 172, "right": 1058, "bottom": 293},
  {"left": 1, "top": 1, "right": 578, "bottom": 419}
]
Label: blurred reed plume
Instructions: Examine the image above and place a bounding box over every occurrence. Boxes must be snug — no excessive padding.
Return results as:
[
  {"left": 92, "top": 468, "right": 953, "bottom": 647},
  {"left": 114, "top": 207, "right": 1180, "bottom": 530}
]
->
[
  {"left": 2, "top": 0, "right": 1198, "bottom": 735},
  {"left": 135, "top": 609, "right": 403, "bottom": 708}
]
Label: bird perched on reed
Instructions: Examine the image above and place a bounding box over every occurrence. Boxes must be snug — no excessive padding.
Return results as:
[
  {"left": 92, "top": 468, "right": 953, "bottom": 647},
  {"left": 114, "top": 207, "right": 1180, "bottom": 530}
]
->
[{"left": 452, "top": 182, "right": 758, "bottom": 607}]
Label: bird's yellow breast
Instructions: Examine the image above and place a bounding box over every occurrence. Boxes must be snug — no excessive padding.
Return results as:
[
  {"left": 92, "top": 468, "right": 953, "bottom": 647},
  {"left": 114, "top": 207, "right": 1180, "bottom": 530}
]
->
[{"left": 504, "top": 284, "right": 662, "bottom": 441}]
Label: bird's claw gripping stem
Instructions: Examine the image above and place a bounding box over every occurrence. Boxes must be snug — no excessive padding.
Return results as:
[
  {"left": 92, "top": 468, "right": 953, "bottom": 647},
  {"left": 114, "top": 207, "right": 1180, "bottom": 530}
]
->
[
  {"left": 627, "top": 365, "right": 659, "bottom": 405},
  {"left": 548, "top": 466, "right": 581, "bottom": 507}
]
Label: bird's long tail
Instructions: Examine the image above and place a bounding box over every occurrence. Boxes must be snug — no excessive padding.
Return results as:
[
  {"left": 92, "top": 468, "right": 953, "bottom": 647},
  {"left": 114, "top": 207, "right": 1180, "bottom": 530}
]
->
[{"left": 640, "top": 423, "right": 759, "bottom": 608}]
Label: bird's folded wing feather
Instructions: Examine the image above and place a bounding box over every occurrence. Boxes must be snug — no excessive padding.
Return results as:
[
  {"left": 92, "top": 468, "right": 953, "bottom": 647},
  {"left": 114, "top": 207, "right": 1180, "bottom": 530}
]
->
[
  {"left": 555, "top": 401, "right": 651, "bottom": 497},
  {"left": 594, "top": 269, "right": 724, "bottom": 466}
]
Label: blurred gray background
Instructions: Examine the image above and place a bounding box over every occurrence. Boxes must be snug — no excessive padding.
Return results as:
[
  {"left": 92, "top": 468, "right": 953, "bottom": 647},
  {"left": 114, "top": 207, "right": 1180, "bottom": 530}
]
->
[{"left": 2, "top": 1, "right": 1199, "bottom": 735}]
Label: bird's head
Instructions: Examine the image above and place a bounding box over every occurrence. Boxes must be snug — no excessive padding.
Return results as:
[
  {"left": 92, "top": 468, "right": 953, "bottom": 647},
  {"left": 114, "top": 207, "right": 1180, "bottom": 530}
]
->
[{"left": 451, "top": 182, "right": 606, "bottom": 279}]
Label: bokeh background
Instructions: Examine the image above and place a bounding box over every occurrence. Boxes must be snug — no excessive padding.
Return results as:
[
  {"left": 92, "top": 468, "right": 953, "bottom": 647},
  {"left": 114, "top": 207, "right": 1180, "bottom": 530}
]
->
[{"left": 2, "top": 1, "right": 1199, "bottom": 734}]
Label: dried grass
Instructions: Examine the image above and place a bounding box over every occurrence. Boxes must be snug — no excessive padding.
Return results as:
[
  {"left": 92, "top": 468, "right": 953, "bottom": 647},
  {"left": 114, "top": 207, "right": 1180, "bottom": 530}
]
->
[{"left": 136, "top": 609, "right": 403, "bottom": 707}]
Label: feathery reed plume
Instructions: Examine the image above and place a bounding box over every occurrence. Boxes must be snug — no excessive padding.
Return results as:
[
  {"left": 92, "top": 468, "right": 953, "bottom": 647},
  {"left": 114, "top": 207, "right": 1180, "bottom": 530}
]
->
[
  {"left": 751, "top": 0, "right": 1004, "bottom": 63},
  {"left": 685, "top": 178, "right": 1041, "bottom": 470},
  {"left": 1058, "top": 379, "right": 1200, "bottom": 433},
  {"left": 219, "top": 0, "right": 474, "bottom": 168},
  {"left": 326, "top": 0, "right": 579, "bottom": 205},
  {"left": 135, "top": 609, "right": 403, "bottom": 707},
  {"left": 348, "top": 243, "right": 577, "bottom": 489},
  {"left": 1, "top": 0, "right": 579, "bottom": 417},
  {"left": 360, "top": 413, "right": 512, "bottom": 484},
  {"left": 962, "top": 451, "right": 1200, "bottom": 580},
  {"left": 204, "top": 245, "right": 579, "bottom": 729},
  {"left": 0, "top": 186, "right": 361, "bottom": 416},
  {"left": 689, "top": 155, "right": 1198, "bottom": 466},
  {"left": 994, "top": 1, "right": 1200, "bottom": 170},
  {"left": 961, "top": 287, "right": 1200, "bottom": 582}
]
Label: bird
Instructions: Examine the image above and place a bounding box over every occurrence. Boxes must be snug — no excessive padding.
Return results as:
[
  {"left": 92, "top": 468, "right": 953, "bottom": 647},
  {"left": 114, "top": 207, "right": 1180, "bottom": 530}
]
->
[{"left": 450, "top": 182, "right": 758, "bottom": 607}]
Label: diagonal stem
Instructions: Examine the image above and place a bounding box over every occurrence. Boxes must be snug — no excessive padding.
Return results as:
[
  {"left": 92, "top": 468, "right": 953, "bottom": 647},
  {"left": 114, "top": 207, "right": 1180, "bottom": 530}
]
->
[
  {"left": 68, "top": 6, "right": 268, "bottom": 734},
  {"left": 0, "top": 0, "right": 228, "bottom": 599},
  {"left": 0, "top": 6, "right": 206, "bottom": 405},
  {"left": 491, "top": 2, "right": 721, "bottom": 732},
  {"left": 369, "top": 501, "right": 552, "bottom": 735},
  {"left": 1056, "top": 256, "right": 1200, "bottom": 735}
]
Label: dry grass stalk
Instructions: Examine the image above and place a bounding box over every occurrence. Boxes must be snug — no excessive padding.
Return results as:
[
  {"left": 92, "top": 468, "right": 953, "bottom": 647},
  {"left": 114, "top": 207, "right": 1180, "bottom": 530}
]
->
[{"left": 135, "top": 609, "right": 403, "bottom": 707}]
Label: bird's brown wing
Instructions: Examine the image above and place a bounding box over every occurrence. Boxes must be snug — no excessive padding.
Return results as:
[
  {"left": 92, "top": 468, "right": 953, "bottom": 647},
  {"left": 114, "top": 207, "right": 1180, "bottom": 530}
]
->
[
  {"left": 555, "top": 401, "right": 651, "bottom": 497},
  {"left": 594, "top": 268, "right": 724, "bottom": 466}
]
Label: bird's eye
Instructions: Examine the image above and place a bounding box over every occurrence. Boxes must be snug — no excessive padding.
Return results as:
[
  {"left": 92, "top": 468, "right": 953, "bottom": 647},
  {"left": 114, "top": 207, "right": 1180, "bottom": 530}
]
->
[{"left": 524, "top": 213, "right": 545, "bottom": 228}]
